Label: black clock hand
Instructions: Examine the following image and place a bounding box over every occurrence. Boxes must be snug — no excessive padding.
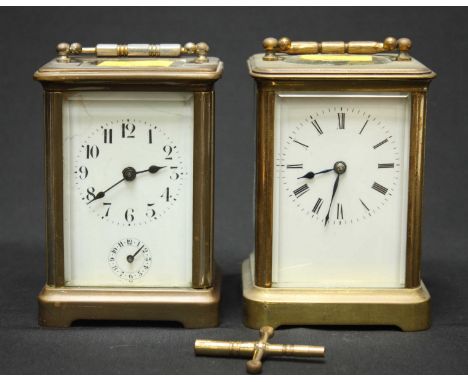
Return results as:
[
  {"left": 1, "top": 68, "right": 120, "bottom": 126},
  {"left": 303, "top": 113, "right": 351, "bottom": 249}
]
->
[
  {"left": 87, "top": 165, "right": 166, "bottom": 205},
  {"left": 324, "top": 161, "right": 347, "bottom": 226},
  {"left": 87, "top": 177, "right": 125, "bottom": 204},
  {"left": 126, "top": 245, "right": 145, "bottom": 264},
  {"left": 298, "top": 168, "right": 334, "bottom": 180},
  {"left": 324, "top": 174, "right": 340, "bottom": 226},
  {"left": 136, "top": 165, "right": 166, "bottom": 175}
]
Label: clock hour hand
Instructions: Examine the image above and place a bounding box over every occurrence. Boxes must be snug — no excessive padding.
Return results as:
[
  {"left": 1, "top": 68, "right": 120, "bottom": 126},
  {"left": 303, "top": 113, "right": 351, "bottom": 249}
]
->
[
  {"left": 297, "top": 168, "right": 333, "bottom": 180},
  {"left": 87, "top": 165, "right": 166, "bottom": 205},
  {"left": 136, "top": 165, "right": 166, "bottom": 175},
  {"left": 126, "top": 245, "right": 145, "bottom": 264}
]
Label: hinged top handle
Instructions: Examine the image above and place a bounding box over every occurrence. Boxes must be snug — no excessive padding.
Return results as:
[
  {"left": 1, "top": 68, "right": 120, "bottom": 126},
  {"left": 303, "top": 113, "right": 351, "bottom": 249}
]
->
[
  {"left": 262, "top": 36, "right": 412, "bottom": 61},
  {"left": 55, "top": 41, "right": 210, "bottom": 64}
]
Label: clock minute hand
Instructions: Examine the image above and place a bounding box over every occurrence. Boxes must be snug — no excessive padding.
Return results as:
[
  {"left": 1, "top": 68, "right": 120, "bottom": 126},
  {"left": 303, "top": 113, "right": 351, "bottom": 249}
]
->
[
  {"left": 297, "top": 168, "right": 333, "bottom": 180},
  {"left": 87, "top": 177, "right": 125, "bottom": 205},
  {"left": 324, "top": 174, "right": 340, "bottom": 226},
  {"left": 87, "top": 166, "right": 137, "bottom": 205},
  {"left": 324, "top": 161, "right": 347, "bottom": 226}
]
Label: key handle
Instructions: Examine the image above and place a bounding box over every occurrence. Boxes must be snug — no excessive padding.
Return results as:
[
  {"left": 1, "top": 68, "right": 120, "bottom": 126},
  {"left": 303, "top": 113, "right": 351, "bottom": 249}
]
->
[{"left": 194, "top": 325, "right": 325, "bottom": 374}]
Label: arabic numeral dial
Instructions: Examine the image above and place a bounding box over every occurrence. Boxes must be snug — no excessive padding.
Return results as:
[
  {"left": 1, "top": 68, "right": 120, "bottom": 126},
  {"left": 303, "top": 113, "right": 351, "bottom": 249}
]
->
[{"left": 74, "top": 119, "right": 186, "bottom": 226}]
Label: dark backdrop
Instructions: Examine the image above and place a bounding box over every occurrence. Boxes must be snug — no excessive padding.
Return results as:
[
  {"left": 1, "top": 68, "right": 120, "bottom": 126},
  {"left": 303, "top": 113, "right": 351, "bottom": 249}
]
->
[{"left": 0, "top": 7, "right": 467, "bottom": 374}]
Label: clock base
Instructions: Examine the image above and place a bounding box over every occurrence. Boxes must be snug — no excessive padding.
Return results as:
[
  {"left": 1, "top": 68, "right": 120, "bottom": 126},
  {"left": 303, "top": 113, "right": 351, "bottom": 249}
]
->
[
  {"left": 38, "top": 275, "right": 220, "bottom": 328},
  {"left": 242, "top": 255, "right": 430, "bottom": 332}
]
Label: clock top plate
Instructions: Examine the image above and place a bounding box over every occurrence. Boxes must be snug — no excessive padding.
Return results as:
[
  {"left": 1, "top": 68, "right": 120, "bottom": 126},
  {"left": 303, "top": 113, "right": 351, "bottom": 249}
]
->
[
  {"left": 34, "top": 56, "right": 223, "bottom": 82},
  {"left": 248, "top": 53, "right": 435, "bottom": 80}
]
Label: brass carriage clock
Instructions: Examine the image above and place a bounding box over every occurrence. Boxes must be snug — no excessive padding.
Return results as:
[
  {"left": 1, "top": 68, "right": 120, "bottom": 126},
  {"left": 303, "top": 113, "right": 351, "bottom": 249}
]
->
[
  {"left": 35, "top": 41, "right": 222, "bottom": 327},
  {"left": 243, "top": 37, "right": 435, "bottom": 331}
]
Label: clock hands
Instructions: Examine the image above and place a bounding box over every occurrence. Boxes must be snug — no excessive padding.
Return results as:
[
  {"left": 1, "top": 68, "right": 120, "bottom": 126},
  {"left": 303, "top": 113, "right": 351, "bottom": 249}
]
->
[
  {"left": 324, "top": 174, "right": 340, "bottom": 226},
  {"left": 126, "top": 245, "right": 145, "bottom": 264},
  {"left": 298, "top": 168, "right": 334, "bottom": 180},
  {"left": 87, "top": 165, "right": 166, "bottom": 205},
  {"left": 136, "top": 165, "right": 166, "bottom": 176},
  {"left": 324, "top": 161, "right": 347, "bottom": 226},
  {"left": 293, "top": 162, "right": 346, "bottom": 225},
  {"left": 87, "top": 178, "right": 125, "bottom": 204}
]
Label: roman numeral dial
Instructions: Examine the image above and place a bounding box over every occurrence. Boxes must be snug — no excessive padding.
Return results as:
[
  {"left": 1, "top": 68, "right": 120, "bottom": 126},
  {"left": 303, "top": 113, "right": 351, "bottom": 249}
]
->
[{"left": 277, "top": 105, "right": 400, "bottom": 226}]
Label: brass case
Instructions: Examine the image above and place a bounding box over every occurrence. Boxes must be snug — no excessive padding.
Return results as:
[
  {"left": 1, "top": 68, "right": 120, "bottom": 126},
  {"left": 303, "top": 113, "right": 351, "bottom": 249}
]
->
[
  {"left": 245, "top": 53, "right": 436, "bottom": 331},
  {"left": 38, "top": 273, "right": 220, "bottom": 328},
  {"left": 34, "top": 56, "right": 223, "bottom": 327},
  {"left": 243, "top": 256, "right": 430, "bottom": 331}
]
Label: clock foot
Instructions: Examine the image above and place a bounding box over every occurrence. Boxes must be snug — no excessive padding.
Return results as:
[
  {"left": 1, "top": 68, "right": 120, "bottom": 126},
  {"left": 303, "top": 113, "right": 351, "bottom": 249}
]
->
[
  {"left": 242, "top": 255, "right": 430, "bottom": 332},
  {"left": 37, "top": 273, "right": 221, "bottom": 328}
]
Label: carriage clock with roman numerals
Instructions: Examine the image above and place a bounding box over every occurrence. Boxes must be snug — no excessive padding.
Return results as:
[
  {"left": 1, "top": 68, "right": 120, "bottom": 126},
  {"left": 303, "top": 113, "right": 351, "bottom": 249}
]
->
[
  {"left": 34, "top": 41, "right": 222, "bottom": 327},
  {"left": 243, "top": 37, "right": 436, "bottom": 331}
]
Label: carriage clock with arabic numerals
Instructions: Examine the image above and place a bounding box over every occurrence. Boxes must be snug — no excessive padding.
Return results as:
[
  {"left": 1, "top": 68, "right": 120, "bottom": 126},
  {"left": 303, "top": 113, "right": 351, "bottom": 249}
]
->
[
  {"left": 34, "top": 41, "right": 222, "bottom": 328},
  {"left": 243, "top": 36, "right": 436, "bottom": 331}
]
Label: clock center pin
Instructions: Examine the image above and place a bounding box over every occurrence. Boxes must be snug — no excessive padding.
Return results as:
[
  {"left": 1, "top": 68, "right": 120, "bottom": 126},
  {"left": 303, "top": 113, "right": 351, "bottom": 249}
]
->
[
  {"left": 122, "top": 166, "right": 137, "bottom": 181},
  {"left": 333, "top": 161, "right": 347, "bottom": 175}
]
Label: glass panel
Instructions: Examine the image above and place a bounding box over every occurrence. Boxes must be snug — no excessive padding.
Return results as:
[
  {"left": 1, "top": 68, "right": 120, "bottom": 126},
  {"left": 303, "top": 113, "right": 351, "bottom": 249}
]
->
[
  {"left": 62, "top": 92, "right": 194, "bottom": 287},
  {"left": 272, "top": 92, "right": 411, "bottom": 288}
]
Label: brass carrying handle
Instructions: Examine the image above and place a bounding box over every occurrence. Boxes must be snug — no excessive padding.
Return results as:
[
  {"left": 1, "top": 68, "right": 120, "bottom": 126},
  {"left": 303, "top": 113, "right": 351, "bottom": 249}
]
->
[
  {"left": 55, "top": 41, "right": 210, "bottom": 64},
  {"left": 262, "top": 36, "right": 412, "bottom": 61}
]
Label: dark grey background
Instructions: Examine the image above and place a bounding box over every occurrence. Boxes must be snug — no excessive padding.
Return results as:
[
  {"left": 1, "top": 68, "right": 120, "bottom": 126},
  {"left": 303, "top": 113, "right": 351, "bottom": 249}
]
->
[{"left": 0, "top": 6, "right": 467, "bottom": 374}]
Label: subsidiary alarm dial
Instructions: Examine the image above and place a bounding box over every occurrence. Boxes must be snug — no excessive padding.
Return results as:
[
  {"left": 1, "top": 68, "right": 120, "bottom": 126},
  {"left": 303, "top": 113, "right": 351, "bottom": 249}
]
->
[{"left": 108, "top": 238, "right": 152, "bottom": 282}]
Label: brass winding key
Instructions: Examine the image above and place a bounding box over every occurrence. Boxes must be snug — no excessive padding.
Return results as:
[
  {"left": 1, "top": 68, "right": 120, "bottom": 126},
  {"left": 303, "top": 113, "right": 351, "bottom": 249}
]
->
[{"left": 194, "top": 326, "right": 325, "bottom": 374}]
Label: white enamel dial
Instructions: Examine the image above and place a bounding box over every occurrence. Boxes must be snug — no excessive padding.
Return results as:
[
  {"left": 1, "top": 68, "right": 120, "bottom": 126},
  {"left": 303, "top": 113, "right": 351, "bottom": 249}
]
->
[
  {"left": 75, "top": 118, "right": 186, "bottom": 226},
  {"left": 272, "top": 92, "right": 411, "bottom": 288},
  {"left": 279, "top": 107, "right": 400, "bottom": 226},
  {"left": 63, "top": 92, "right": 194, "bottom": 287}
]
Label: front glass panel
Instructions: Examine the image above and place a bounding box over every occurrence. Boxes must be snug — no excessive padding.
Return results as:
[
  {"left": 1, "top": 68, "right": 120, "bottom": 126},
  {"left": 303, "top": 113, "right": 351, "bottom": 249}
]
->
[
  {"left": 63, "top": 92, "right": 194, "bottom": 287},
  {"left": 272, "top": 92, "right": 411, "bottom": 288}
]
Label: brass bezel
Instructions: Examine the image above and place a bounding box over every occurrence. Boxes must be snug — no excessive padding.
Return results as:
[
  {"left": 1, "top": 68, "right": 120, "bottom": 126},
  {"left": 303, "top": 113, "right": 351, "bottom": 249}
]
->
[
  {"left": 246, "top": 64, "right": 435, "bottom": 330},
  {"left": 36, "top": 67, "right": 221, "bottom": 327}
]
